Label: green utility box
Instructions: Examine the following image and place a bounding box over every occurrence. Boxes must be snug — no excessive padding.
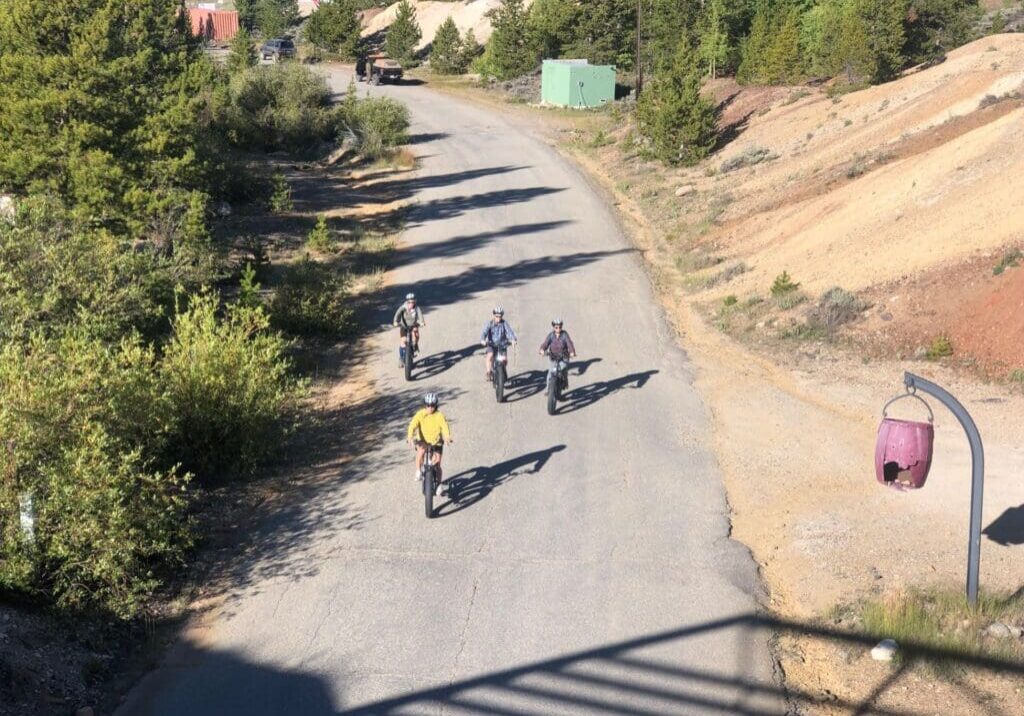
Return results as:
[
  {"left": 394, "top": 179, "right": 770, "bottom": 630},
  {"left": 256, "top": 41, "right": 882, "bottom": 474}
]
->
[{"left": 541, "top": 60, "right": 616, "bottom": 109}]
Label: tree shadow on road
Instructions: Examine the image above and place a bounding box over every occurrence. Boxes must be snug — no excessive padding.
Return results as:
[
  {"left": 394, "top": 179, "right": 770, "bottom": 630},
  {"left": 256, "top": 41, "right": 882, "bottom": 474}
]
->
[
  {"left": 555, "top": 370, "right": 659, "bottom": 415},
  {"left": 395, "top": 219, "right": 572, "bottom": 266},
  {"left": 435, "top": 445, "right": 567, "bottom": 517},
  {"left": 503, "top": 369, "right": 547, "bottom": 403},
  {"left": 412, "top": 343, "right": 479, "bottom": 381}
]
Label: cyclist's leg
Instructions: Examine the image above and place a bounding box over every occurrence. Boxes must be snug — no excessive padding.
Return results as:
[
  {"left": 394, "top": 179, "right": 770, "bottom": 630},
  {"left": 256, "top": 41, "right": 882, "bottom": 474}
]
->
[
  {"left": 432, "top": 449, "right": 443, "bottom": 483},
  {"left": 411, "top": 326, "right": 420, "bottom": 353},
  {"left": 415, "top": 442, "right": 425, "bottom": 474},
  {"left": 485, "top": 346, "right": 494, "bottom": 376}
]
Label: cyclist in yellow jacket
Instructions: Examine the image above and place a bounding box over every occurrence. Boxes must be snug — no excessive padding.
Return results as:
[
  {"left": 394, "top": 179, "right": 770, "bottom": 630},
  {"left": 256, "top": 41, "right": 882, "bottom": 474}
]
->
[{"left": 407, "top": 393, "right": 453, "bottom": 495}]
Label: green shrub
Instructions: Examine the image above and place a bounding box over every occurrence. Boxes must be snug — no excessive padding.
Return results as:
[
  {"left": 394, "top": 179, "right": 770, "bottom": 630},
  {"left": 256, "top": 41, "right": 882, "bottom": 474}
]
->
[
  {"left": 306, "top": 215, "right": 334, "bottom": 252},
  {"left": 1009, "top": 368, "right": 1024, "bottom": 386},
  {"left": 337, "top": 89, "right": 411, "bottom": 160},
  {"left": 225, "top": 63, "right": 336, "bottom": 153},
  {"left": 770, "top": 271, "right": 800, "bottom": 297},
  {"left": 808, "top": 286, "right": 865, "bottom": 335},
  {"left": 993, "top": 248, "right": 1022, "bottom": 275},
  {"left": 385, "top": 0, "right": 422, "bottom": 66},
  {"left": 161, "top": 293, "right": 300, "bottom": 480},
  {"left": 723, "top": 295, "right": 738, "bottom": 307},
  {"left": 269, "top": 171, "right": 294, "bottom": 214},
  {"left": 925, "top": 335, "right": 953, "bottom": 360},
  {"left": 0, "top": 329, "right": 190, "bottom": 617},
  {"left": 0, "top": 197, "right": 178, "bottom": 344},
  {"left": 270, "top": 257, "right": 353, "bottom": 337}
]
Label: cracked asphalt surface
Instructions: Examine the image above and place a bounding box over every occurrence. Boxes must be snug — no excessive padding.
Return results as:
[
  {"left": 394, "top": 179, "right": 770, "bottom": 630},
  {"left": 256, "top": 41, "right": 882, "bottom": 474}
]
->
[{"left": 119, "top": 68, "right": 781, "bottom": 715}]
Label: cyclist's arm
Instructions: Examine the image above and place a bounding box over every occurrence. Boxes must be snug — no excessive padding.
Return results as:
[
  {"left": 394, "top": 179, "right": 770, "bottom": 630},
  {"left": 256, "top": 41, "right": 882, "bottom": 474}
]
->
[
  {"left": 406, "top": 413, "right": 421, "bottom": 442},
  {"left": 440, "top": 414, "right": 452, "bottom": 443},
  {"left": 507, "top": 325, "right": 518, "bottom": 343},
  {"left": 539, "top": 333, "right": 551, "bottom": 353},
  {"left": 393, "top": 306, "right": 404, "bottom": 326},
  {"left": 565, "top": 334, "right": 576, "bottom": 355},
  {"left": 480, "top": 324, "right": 490, "bottom": 344},
  {"left": 416, "top": 307, "right": 425, "bottom": 326}
]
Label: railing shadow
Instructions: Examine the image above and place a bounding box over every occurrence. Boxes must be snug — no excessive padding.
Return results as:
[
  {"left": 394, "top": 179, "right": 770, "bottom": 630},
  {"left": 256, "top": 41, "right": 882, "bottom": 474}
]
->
[{"left": 121, "top": 612, "right": 1024, "bottom": 715}]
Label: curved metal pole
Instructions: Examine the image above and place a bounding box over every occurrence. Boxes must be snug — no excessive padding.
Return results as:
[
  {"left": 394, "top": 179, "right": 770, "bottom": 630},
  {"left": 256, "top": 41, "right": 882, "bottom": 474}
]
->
[{"left": 904, "top": 372, "right": 985, "bottom": 606}]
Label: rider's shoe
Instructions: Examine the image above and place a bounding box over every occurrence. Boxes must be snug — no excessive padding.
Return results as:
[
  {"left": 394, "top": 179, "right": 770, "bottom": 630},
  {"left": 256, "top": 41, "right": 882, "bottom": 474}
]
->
[
  {"left": 435, "top": 482, "right": 446, "bottom": 497},
  {"left": 415, "top": 468, "right": 422, "bottom": 481}
]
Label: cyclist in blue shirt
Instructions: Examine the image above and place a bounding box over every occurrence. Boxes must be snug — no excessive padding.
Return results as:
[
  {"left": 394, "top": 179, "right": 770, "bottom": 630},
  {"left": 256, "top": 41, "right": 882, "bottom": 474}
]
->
[{"left": 480, "top": 306, "right": 518, "bottom": 380}]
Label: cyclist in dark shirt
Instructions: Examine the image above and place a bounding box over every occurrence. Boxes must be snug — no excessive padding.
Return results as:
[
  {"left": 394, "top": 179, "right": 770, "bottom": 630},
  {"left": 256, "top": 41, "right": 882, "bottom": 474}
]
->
[{"left": 539, "top": 319, "right": 576, "bottom": 391}]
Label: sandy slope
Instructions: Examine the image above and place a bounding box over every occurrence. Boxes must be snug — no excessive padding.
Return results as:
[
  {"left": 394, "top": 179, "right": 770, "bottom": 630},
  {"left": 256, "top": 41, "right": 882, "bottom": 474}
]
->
[
  {"left": 686, "top": 35, "right": 1024, "bottom": 301},
  {"left": 361, "top": 0, "right": 535, "bottom": 48}
]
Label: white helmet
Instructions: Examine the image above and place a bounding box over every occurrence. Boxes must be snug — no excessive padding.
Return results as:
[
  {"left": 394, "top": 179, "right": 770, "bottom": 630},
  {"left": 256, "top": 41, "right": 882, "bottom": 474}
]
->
[
  {"left": 423, "top": 393, "right": 439, "bottom": 406},
  {"left": 492, "top": 306, "right": 504, "bottom": 316},
  {"left": 406, "top": 293, "right": 415, "bottom": 301}
]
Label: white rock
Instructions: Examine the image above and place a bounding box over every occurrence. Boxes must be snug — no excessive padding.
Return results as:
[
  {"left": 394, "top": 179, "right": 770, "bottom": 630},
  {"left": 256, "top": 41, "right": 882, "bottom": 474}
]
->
[
  {"left": 871, "top": 638, "right": 899, "bottom": 661},
  {"left": 985, "top": 622, "right": 1013, "bottom": 639},
  {"left": 675, "top": 184, "right": 696, "bottom": 197},
  {"left": 1008, "top": 625, "right": 1023, "bottom": 639},
  {"left": 0, "top": 194, "right": 15, "bottom": 220}
]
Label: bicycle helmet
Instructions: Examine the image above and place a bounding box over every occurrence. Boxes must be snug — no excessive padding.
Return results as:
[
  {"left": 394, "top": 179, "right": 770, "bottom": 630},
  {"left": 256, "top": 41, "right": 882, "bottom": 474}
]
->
[
  {"left": 551, "top": 319, "right": 563, "bottom": 327},
  {"left": 492, "top": 306, "right": 504, "bottom": 316},
  {"left": 405, "top": 293, "right": 415, "bottom": 301},
  {"left": 423, "top": 393, "right": 439, "bottom": 407}
]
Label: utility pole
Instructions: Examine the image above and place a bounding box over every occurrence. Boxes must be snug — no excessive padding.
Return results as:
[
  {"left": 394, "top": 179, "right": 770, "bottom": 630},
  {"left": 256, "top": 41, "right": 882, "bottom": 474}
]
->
[{"left": 636, "top": 0, "right": 643, "bottom": 97}]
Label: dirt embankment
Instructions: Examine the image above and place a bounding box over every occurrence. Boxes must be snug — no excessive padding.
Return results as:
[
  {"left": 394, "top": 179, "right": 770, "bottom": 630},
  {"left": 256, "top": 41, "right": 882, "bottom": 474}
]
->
[{"left": 361, "top": 0, "right": 536, "bottom": 49}]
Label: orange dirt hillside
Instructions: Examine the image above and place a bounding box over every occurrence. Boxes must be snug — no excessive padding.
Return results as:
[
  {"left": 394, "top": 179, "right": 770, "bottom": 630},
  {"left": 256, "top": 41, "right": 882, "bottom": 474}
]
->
[{"left": 670, "top": 34, "right": 1024, "bottom": 373}]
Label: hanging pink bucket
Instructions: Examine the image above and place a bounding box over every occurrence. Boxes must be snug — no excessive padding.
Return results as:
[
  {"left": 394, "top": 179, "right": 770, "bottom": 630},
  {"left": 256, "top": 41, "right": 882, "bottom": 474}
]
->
[{"left": 875, "top": 392, "right": 934, "bottom": 491}]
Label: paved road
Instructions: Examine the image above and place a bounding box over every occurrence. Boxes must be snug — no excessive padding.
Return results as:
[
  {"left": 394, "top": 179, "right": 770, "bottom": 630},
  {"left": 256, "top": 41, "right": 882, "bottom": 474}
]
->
[{"left": 121, "top": 70, "right": 780, "bottom": 715}]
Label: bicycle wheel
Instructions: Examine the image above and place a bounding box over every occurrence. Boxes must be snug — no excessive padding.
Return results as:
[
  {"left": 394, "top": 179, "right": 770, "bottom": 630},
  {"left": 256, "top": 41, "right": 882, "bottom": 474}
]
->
[
  {"left": 495, "top": 362, "right": 505, "bottom": 403},
  {"left": 547, "top": 373, "right": 558, "bottom": 415},
  {"left": 404, "top": 340, "right": 414, "bottom": 381},
  {"left": 423, "top": 463, "right": 434, "bottom": 518}
]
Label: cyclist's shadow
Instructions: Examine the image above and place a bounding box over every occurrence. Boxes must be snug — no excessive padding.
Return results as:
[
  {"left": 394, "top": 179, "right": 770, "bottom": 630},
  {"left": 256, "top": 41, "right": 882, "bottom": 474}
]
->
[{"left": 436, "top": 445, "right": 567, "bottom": 516}]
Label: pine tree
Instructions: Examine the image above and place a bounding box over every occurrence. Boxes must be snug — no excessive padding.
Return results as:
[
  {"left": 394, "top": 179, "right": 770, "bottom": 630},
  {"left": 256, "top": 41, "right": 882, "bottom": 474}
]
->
[
  {"left": 737, "top": 4, "right": 773, "bottom": 84},
  {"left": 304, "top": 0, "right": 361, "bottom": 57},
  {"left": 227, "top": 27, "right": 258, "bottom": 74},
  {"left": 0, "top": 0, "right": 221, "bottom": 230},
  {"left": 431, "top": 16, "right": 464, "bottom": 74},
  {"left": 527, "top": 0, "right": 576, "bottom": 60},
  {"left": 386, "top": 0, "right": 422, "bottom": 65},
  {"left": 637, "top": 43, "right": 718, "bottom": 166},
  {"left": 236, "top": 0, "right": 258, "bottom": 30},
  {"left": 460, "top": 28, "right": 484, "bottom": 70},
  {"left": 857, "top": 0, "right": 907, "bottom": 81},
  {"left": 255, "top": 0, "right": 298, "bottom": 39},
  {"left": 765, "top": 7, "right": 802, "bottom": 84},
  {"left": 832, "top": 4, "right": 877, "bottom": 83},
  {"left": 487, "top": 0, "right": 535, "bottom": 80},
  {"left": 565, "top": 0, "right": 636, "bottom": 69},
  {"left": 698, "top": 0, "right": 730, "bottom": 79}
]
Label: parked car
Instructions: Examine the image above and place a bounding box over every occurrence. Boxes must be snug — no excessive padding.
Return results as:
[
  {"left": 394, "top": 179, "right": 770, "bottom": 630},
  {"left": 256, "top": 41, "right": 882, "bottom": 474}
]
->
[
  {"left": 364, "top": 55, "right": 403, "bottom": 85},
  {"left": 260, "top": 38, "right": 296, "bottom": 63}
]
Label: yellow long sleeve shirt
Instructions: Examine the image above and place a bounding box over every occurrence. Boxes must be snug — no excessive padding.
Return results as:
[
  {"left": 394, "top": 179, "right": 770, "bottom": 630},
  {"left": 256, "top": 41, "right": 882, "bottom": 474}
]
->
[{"left": 407, "top": 408, "right": 451, "bottom": 445}]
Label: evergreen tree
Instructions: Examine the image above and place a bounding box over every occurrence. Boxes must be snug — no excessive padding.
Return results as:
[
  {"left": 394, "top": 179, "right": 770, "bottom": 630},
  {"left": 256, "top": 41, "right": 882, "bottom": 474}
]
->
[
  {"left": 460, "top": 28, "right": 484, "bottom": 70},
  {"left": 304, "top": 0, "right": 361, "bottom": 57},
  {"left": 765, "top": 7, "right": 802, "bottom": 83},
  {"left": 857, "top": 0, "right": 907, "bottom": 81},
  {"left": 486, "top": 0, "right": 535, "bottom": 80},
  {"left": 431, "top": 17, "right": 464, "bottom": 74},
  {"left": 737, "top": 4, "right": 773, "bottom": 84},
  {"left": 832, "top": 3, "right": 877, "bottom": 82},
  {"left": 698, "top": 0, "right": 730, "bottom": 78},
  {"left": 236, "top": 0, "right": 258, "bottom": 31},
  {"left": 637, "top": 43, "right": 718, "bottom": 166},
  {"left": 386, "top": 0, "right": 422, "bottom": 64},
  {"left": 647, "top": 0, "right": 700, "bottom": 74},
  {"left": 255, "top": 0, "right": 298, "bottom": 39},
  {"left": 565, "top": 0, "right": 636, "bottom": 69},
  {"left": 227, "top": 27, "right": 258, "bottom": 74},
  {"left": 0, "top": 0, "right": 222, "bottom": 231},
  {"left": 527, "top": 0, "right": 576, "bottom": 60}
]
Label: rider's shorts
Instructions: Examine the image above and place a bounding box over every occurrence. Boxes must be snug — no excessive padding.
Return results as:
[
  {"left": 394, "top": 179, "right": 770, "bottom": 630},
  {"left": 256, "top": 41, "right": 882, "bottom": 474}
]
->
[
  {"left": 399, "top": 324, "right": 419, "bottom": 338},
  {"left": 416, "top": 440, "right": 443, "bottom": 456}
]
